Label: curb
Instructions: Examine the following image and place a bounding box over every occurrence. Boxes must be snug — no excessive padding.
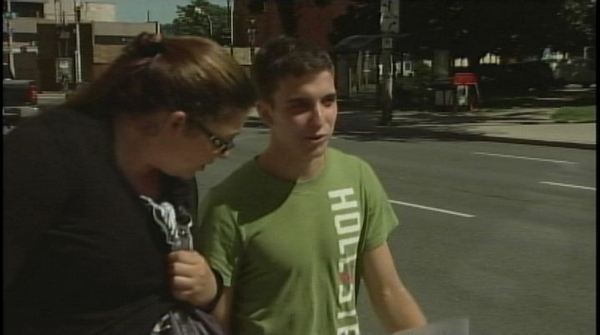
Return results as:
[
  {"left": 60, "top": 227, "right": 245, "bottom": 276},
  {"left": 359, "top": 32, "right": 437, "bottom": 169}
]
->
[
  {"left": 433, "top": 132, "right": 596, "bottom": 150},
  {"left": 371, "top": 124, "right": 597, "bottom": 150}
]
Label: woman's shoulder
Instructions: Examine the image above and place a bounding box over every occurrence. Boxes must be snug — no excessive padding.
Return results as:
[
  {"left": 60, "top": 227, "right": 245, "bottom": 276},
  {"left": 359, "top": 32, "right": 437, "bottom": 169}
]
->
[
  {"left": 40, "top": 106, "right": 105, "bottom": 128},
  {"left": 6, "top": 106, "right": 113, "bottom": 159},
  {"left": 12, "top": 106, "right": 96, "bottom": 132}
]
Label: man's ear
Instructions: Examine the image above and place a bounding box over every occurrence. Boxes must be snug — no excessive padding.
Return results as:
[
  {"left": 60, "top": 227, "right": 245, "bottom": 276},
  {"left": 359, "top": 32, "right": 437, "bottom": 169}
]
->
[{"left": 256, "top": 100, "right": 274, "bottom": 127}]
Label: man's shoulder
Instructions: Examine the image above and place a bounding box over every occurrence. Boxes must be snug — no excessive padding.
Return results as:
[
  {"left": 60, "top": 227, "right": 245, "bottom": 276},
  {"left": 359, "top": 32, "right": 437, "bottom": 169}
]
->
[
  {"left": 327, "top": 147, "right": 370, "bottom": 171},
  {"left": 208, "top": 159, "right": 261, "bottom": 198},
  {"left": 202, "top": 158, "right": 289, "bottom": 219}
]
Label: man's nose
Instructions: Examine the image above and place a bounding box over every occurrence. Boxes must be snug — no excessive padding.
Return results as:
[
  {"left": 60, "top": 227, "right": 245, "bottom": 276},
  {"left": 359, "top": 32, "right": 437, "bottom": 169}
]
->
[{"left": 308, "top": 103, "right": 325, "bottom": 125}]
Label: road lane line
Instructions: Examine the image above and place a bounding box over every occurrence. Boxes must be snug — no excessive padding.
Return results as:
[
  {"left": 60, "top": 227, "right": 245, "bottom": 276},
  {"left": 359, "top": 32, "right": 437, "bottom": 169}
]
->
[
  {"left": 389, "top": 200, "right": 475, "bottom": 218},
  {"left": 539, "top": 181, "right": 596, "bottom": 191},
  {"left": 472, "top": 152, "right": 578, "bottom": 164}
]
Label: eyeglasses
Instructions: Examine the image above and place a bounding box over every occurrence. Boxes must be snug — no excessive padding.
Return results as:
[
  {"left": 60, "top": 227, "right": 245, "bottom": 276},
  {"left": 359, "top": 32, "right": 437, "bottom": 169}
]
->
[{"left": 196, "top": 122, "right": 235, "bottom": 153}]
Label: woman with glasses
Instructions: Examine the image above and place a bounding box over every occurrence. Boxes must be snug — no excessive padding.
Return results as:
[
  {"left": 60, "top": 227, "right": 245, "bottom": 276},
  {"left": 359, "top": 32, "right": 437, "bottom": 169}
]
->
[{"left": 3, "top": 32, "right": 257, "bottom": 335}]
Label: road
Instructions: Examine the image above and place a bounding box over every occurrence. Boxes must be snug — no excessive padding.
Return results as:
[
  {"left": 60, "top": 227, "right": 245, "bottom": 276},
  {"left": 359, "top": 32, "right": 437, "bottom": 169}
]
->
[{"left": 196, "top": 125, "right": 596, "bottom": 335}]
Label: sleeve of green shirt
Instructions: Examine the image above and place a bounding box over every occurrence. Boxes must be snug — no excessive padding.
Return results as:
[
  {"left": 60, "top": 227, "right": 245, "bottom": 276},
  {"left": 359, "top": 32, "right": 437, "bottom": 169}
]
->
[
  {"left": 360, "top": 160, "right": 400, "bottom": 252},
  {"left": 194, "top": 190, "right": 241, "bottom": 287}
]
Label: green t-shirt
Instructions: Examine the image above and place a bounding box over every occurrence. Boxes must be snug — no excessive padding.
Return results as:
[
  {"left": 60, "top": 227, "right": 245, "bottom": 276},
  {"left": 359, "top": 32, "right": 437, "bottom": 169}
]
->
[{"left": 195, "top": 148, "right": 399, "bottom": 335}]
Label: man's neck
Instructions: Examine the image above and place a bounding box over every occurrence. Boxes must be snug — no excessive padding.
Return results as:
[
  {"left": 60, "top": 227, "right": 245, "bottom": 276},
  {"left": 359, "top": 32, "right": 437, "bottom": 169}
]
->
[{"left": 257, "top": 146, "right": 327, "bottom": 182}]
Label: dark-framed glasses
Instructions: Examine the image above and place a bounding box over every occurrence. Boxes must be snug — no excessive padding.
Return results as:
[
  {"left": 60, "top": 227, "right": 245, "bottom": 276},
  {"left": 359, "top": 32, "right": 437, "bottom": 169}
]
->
[{"left": 196, "top": 122, "right": 235, "bottom": 153}]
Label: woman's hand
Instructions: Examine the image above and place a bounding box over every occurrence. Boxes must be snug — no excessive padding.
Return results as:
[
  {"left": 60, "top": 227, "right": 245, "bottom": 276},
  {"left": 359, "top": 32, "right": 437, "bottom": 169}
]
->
[{"left": 168, "top": 250, "right": 217, "bottom": 307}]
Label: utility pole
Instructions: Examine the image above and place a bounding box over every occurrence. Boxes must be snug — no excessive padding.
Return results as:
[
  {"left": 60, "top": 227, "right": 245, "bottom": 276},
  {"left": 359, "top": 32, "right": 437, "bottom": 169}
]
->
[
  {"left": 379, "top": 0, "right": 399, "bottom": 125},
  {"left": 227, "top": 0, "right": 234, "bottom": 56},
  {"left": 194, "top": 7, "right": 213, "bottom": 37},
  {"left": 6, "top": 0, "right": 16, "bottom": 78},
  {"left": 74, "top": 0, "right": 82, "bottom": 85}
]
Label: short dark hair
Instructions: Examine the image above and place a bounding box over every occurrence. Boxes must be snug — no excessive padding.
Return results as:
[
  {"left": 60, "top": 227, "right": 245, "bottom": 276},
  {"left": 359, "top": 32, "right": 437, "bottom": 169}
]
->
[
  {"left": 252, "top": 35, "right": 333, "bottom": 100},
  {"left": 65, "top": 32, "right": 257, "bottom": 124}
]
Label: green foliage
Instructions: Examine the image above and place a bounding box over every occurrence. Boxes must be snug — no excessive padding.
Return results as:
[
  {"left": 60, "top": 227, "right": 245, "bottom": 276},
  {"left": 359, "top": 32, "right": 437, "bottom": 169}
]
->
[
  {"left": 330, "top": 0, "right": 596, "bottom": 61},
  {"left": 555, "top": 0, "right": 596, "bottom": 51},
  {"left": 167, "top": 0, "right": 230, "bottom": 44},
  {"left": 160, "top": 23, "right": 176, "bottom": 36},
  {"left": 552, "top": 106, "right": 596, "bottom": 122}
]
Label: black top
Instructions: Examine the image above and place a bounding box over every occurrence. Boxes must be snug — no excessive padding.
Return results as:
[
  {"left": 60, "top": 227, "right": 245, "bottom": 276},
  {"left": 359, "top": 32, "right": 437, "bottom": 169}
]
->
[{"left": 3, "top": 108, "right": 189, "bottom": 335}]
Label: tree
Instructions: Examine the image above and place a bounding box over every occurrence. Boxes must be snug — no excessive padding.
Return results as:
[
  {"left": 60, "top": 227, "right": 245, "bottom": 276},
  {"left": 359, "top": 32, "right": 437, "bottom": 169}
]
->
[
  {"left": 554, "top": 0, "right": 596, "bottom": 53},
  {"left": 330, "top": 0, "right": 596, "bottom": 62},
  {"left": 410, "top": 0, "right": 596, "bottom": 61},
  {"left": 166, "top": 0, "right": 229, "bottom": 44}
]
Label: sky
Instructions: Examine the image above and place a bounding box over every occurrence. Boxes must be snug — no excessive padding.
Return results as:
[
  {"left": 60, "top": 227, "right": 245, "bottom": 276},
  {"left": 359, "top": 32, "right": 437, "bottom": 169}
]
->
[{"left": 110, "top": 0, "right": 228, "bottom": 24}]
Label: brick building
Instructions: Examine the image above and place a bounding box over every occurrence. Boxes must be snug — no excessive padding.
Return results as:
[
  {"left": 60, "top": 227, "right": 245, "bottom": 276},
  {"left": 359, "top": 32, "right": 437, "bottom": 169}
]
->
[
  {"left": 233, "top": 0, "right": 353, "bottom": 50},
  {"left": 3, "top": 0, "right": 158, "bottom": 90}
]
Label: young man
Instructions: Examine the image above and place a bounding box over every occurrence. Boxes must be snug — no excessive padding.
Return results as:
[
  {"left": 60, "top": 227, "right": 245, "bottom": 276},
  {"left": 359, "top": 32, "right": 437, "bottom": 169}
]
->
[{"left": 195, "top": 36, "right": 427, "bottom": 335}]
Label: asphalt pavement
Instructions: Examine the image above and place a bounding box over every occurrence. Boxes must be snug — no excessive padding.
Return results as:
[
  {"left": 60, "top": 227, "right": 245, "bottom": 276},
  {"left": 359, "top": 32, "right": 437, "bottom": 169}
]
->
[{"left": 198, "top": 127, "right": 595, "bottom": 335}]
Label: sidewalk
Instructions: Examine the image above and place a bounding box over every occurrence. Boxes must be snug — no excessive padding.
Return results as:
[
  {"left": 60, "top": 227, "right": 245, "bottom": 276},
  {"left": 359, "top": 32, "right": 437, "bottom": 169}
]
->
[
  {"left": 337, "top": 109, "right": 596, "bottom": 149},
  {"left": 331, "top": 89, "right": 596, "bottom": 150},
  {"left": 247, "top": 101, "right": 596, "bottom": 149}
]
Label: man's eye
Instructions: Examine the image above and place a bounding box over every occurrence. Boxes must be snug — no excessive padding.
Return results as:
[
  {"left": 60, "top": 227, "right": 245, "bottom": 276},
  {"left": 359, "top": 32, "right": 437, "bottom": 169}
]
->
[
  {"left": 322, "top": 98, "right": 336, "bottom": 107},
  {"left": 288, "top": 104, "right": 308, "bottom": 112}
]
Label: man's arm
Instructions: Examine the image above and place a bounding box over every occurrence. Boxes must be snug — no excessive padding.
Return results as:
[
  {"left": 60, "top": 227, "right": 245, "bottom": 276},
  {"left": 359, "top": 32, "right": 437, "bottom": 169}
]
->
[
  {"left": 363, "top": 242, "right": 427, "bottom": 333},
  {"left": 212, "top": 287, "right": 234, "bottom": 333}
]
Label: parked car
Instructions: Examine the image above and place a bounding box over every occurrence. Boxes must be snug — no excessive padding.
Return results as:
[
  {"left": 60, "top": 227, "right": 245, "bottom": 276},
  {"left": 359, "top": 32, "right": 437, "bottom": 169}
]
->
[
  {"left": 3, "top": 77, "right": 40, "bottom": 133},
  {"left": 553, "top": 57, "right": 596, "bottom": 87}
]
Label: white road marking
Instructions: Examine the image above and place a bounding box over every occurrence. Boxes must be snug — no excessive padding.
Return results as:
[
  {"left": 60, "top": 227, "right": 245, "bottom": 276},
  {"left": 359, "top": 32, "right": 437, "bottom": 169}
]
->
[
  {"left": 539, "top": 181, "right": 596, "bottom": 191},
  {"left": 472, "top": 152, "right": 578, "bottom": 164},
  {"left": 389, "top": 200, "right": 476, "bottom": 218}
]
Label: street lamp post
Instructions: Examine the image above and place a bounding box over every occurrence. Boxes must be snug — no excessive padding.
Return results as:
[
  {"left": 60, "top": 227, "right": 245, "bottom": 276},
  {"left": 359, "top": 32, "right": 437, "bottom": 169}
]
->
[
  {"left": 227, "top": 0, "right": 234, "bottom": 55},
  {"left": 379, "top": 0, "right": 400, "bottom": 125},
  {"left": 5, "top": 0, "right": 16, "bottom": 78},
  {"left": 74, "top": 0, "right": 82, "bottom": 86},
  {"left": 194, "top": 7, "right": 213, "bottom": 38},
  {"left": 247, "top": 18, "right": 257, "bottom": 63}
]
